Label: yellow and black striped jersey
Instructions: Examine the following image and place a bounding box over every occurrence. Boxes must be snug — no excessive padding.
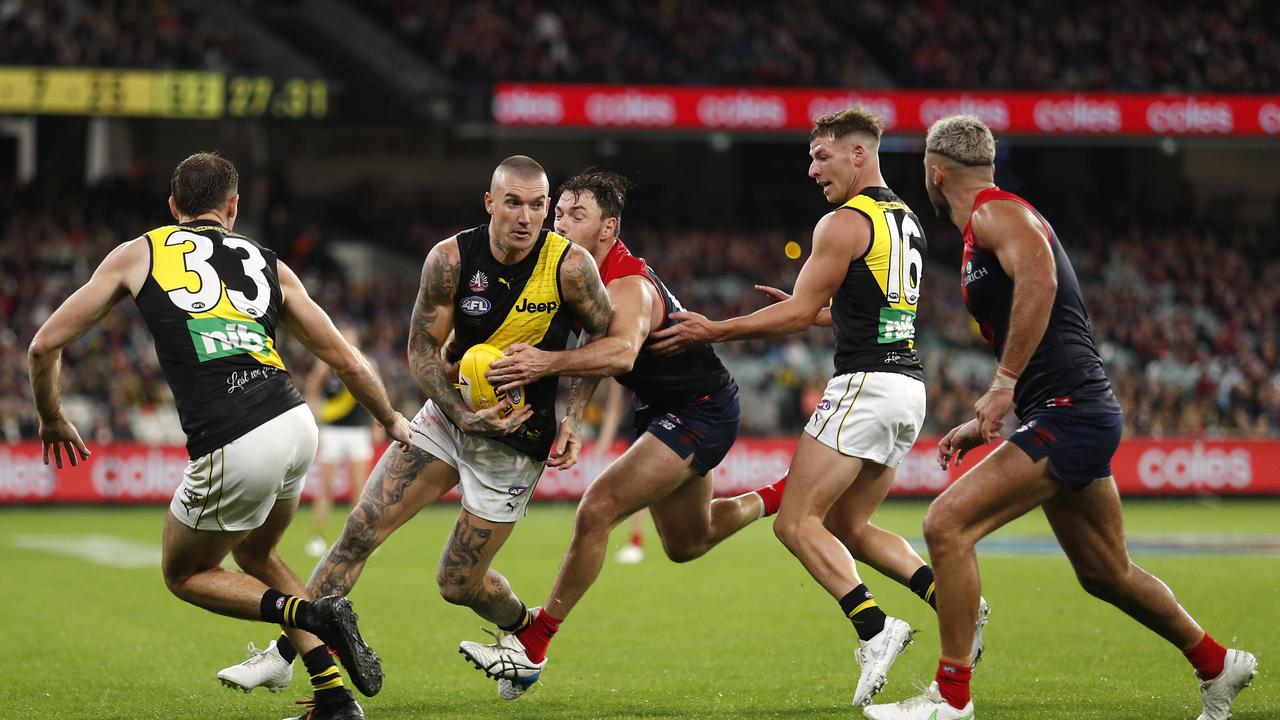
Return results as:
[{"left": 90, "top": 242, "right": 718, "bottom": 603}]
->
[
  {"left": 134, "top": 221, "right": 304, "bottom": 459},
  {"left": 449, "top": 225, "right": 575, "bottom": 459},
  {"left": 831, "top": 187, "right": 926, "bottom": 381}
]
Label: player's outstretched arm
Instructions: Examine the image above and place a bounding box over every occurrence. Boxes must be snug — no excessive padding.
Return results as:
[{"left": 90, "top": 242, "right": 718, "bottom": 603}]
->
[
  {"left": 753, "top": 284, "right": 834, "bottom": 327},
  {"left": 407, "top": 239, "right": 532, "bottom": 436},
  {"left": 969, "top": 200, "right": 1057, "bottom": 439},
  {"left": 278, "top": 260, "right": 414, "bottom": 446},
  {"left": 650, "top": 210, "right": 864, "bottom": 353},
  {"left": 486, "top": 273, "right": 653, "bottom": 393},
  {"left": 28, "top": 238, "right": 146, "bottom": 467}
]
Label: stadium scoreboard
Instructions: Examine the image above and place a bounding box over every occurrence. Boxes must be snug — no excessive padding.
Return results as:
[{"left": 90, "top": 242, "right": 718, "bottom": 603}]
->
[{"left": 0, "top": 67, "right": 328, "bottom": 119}]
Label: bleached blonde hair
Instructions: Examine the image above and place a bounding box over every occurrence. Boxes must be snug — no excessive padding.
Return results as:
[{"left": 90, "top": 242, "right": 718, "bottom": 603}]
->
[{"left": 925, "top": 115, "right": 996, "bottom": 166}]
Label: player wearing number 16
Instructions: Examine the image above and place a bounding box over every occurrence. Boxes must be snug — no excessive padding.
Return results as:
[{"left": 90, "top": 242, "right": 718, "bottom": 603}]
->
[
  {"left": 27, "top": 152, "right": 414, "bottom": 720},
  {"left": 652, "top": 108, "right": 970, "bottom": 708}
]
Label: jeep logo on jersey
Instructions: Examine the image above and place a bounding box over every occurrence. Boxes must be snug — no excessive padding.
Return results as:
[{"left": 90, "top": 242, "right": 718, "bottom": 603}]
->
[
  {"left": 460, "top": 295, "right": 492, "bottom": 316},
  {"left": 877, "top": 307, "right": 916, "bottom": 344},
  {"left": 187, "top": 318, "right": 268, "bottom": 361},
  {"left": 515, "top": 298, "right": 559, "bottom": 313}
]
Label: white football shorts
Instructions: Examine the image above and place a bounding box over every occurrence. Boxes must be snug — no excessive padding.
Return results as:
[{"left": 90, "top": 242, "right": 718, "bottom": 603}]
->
[
  {"left": 409, "top": 399, "right": 544, "bottom": 523},
  {"left": 804, "top": 371, "right": 926, "bottom": 468},
  {"left": 169, "top": 403, "right": 318, "bottom": 532}
]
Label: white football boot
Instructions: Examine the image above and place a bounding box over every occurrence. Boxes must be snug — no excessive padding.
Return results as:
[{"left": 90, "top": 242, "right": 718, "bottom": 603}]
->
[
  {"left": 864, "top": 681, "right": 975, "bottom": 720},
  {"left": 614, "top": 543, "right": 645, "bottom": 564},
  {"left": 852, "top": 616, "right": 914, "bottom": 707},
  {"left": 217, "top": 640, "right": 293, "bottom": 693},
  {"left": 459, "top": 629, "right": 545, "bottom": 699},
  {"left": 971, "top": 597, "right": 990, "bottom": 669},
  {"left": 1196, "top": 649, "right": 1257, "bottom": 720}
]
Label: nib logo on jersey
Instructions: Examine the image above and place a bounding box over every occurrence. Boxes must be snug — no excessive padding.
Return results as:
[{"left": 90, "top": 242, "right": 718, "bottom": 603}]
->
[
  {"left": 877, "top": 308, "right": 916, "bottom": 343},
  {"left": 187, "top": 317, "right": 268, "bottom": 361}
]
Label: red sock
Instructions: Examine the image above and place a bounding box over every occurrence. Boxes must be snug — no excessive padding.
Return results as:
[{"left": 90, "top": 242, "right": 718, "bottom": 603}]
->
[
  {"left": 515, "top": 609, "right": 563, "bottom": 664},
  {"left": 1184, "top": 634, "right": 1227, "bottom": 680},
  {"left": 755, "top": 475, "right": 786, "bottom": 517},
  {"left": 935, "top": 659, "right": 972, "bottom": 710},
  {"left": 629, "top": 529, "right": 643, "bottom": 548}
]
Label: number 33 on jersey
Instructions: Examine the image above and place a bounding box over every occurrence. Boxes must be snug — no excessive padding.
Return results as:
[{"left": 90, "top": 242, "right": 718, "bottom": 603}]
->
[{"left": 143, "top": 224, "right": 286, "bottom": 368}]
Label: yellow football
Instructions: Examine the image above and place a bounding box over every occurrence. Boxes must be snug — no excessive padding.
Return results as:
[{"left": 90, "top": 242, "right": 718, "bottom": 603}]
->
[{"left": 458, "top": 343, "right": 525, "bottom": 414}]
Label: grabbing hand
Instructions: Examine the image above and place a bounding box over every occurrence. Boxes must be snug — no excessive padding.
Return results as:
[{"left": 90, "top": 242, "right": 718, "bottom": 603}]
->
[
  {"left": 462, "top": 399, "right": 535, "bottom": 437},
  {"left": 381, "top": 412, "right": 415, "bottom": 452},
  {"left": 974, "top": 386, "right": 1012, "bottom": 442},
  {"left": 649, "top": 311, "right": 717, "bottom": 355},
  {"left": 485, "top": 343, "right": 552, "bottom": 393}
]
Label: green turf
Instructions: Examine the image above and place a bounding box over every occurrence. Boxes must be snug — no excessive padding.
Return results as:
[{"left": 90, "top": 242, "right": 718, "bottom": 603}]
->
[{"left": 2, "top": 499, "right": 1275, "bottom": 719}]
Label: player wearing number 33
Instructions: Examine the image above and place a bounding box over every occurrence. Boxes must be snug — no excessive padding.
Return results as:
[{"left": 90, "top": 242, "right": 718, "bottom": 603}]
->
[
  {"left": 653, "top": 108, "right": 985, "bottom": 708},
  {"left": 26, "top": 153, "right": 415, "bottom": 719}
]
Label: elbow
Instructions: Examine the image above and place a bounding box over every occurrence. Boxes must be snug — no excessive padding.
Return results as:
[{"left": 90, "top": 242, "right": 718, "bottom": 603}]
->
[
  {"left": 27, "top": 334, "right": 56, "bottom": 364},
  {"left": 610, "top": 353, "right": 635, "bottom": 376}
]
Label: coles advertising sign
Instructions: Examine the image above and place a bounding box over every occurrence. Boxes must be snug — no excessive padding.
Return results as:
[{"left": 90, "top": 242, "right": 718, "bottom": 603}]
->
[
  {"left": 1, "top": 438, "right": 1277, "bottom": 505},
  {"left": 494, "top": 83, "right": 1280, "bottom": 137}
]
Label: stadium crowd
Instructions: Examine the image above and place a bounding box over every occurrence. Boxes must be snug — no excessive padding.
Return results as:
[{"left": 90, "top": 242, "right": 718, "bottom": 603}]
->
[
  {"left": 368, "top": 0, "right": 1280, "bottom": 92},
  {"left": 0, "top": 0, "right": 244, "bottom": 70},
  {"left": 3, "top": 186, "right": 1277, "bottom": 445}
]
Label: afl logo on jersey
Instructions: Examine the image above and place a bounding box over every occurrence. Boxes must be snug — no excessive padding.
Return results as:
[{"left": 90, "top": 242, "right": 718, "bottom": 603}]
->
[
  {"left": 468, "top": 271, "right": 489, "bottom": 292},
  {"left": 460, "top": 295, "right": 492, "bottom": 316}
]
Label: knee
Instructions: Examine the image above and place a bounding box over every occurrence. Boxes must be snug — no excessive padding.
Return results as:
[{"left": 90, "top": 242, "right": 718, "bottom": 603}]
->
[
  {"left": 922, "top": 502, "right": 965, "bottom": 557},
  {"left": 436, "top": 575, "right": 480, "bottom": 607},
  {"left": 1075, "top": 561, "right": 1131, "bottom": 602},
  {"left": 773, "top": 514, "right": 803, "bottom": 551},
  {"left": 161, "top": 568, "right": 193, "bottom": 602},
  {"left": 661, "top": 539, "right": 707, "bottom": 564},
  {"left": 573, "top": 497, "right": 622, "bottom": 540}
]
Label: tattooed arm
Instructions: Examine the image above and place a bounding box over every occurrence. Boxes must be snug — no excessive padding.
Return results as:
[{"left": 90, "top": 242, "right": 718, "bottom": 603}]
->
[
  {"left": 546, "top": 244, "right": 615, "bottom": 469},
  {"left": 408, "top": 238, "right": 531, "bottom": 435}
]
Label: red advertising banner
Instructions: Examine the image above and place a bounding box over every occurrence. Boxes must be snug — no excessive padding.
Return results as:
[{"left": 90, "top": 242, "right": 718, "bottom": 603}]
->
[
  {"left": 1, "top": 438, "right": 1277, "bottom": 505},
  {"left": 493, "top": 83, "right": 1280, "bottom": 137}
]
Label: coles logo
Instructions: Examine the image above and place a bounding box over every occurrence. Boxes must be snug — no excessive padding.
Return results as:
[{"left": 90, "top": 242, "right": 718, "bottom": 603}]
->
[
  {"left": 697, "top": 93, "right": 787, "bottom": 129},
  {"left": 1146, "top": 97, "right": 1233, "bottom": 134},
  {"left": 807, "top": 95, "right": 898, "bottom": 129},
  {"left": 1032, "top": 96, "right": 1122, "bottom": 133},
  {"left": 1258, "top": 103, "right": 1280, "bottom": 135},
  {"left": 919, "top": 95, "right": 1010, "bottom": 131},
  {"left": 585, "top": 90, "right": 676, "bottom": 127},
  {"left": 493, "top": 88, "right": 564, "bottom": 125},
  {"left": 1137, "top": 443, "right": 1252, "bottom": 491}
]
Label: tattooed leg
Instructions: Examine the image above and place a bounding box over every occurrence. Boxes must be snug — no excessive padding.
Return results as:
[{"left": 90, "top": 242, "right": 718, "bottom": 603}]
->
[
  {"left": 436, "top": 510, "right": 524, "bottom": 626},
  {"left": 307, "top": 443, "right": 458, "bottom": 598}
]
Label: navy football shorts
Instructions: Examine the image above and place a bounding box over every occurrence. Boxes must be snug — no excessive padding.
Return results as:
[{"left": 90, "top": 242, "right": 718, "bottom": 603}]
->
[
  {"left": 1007, "top": 407, "right": 1124, "bottom": 490},
  {"left": 633, "top": 382, "right": 740, "bottom": 475}
]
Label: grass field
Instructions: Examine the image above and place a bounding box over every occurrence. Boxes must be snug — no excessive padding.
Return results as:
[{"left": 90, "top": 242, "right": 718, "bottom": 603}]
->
[{"left": 2, "top": 499, "right": 1276, "bottom": 720}]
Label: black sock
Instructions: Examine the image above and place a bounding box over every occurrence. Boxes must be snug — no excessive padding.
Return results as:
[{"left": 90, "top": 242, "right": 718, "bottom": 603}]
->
[
  {"left": 499, "top": 602, "right": 533, "bottom": 634},
  {"left": 302, "top": 645, "right": 351, "bottom": 704},
  {"left": 839, "top": 585, "right": 887, "bottom": 642},
  {"left": 276, "top": 633, "right": 298, "bottom": 664},
  {"left": 908, "top": 565, "right": 938, "bottom": 611},
  {"left": 260, "top": 589, "right": 316, "bottom": 630}
]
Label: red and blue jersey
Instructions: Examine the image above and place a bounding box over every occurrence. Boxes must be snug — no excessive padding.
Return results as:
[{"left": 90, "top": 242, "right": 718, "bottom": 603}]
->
[
  {"left": 599, "top": 240, "right": 733, "bottom": 408},
  {"left": 960, "top": 187, "right": 1120, "bottom": 419}
]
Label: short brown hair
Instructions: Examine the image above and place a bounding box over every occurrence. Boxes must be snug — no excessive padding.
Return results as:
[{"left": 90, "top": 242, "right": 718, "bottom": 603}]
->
[
  {"left": 170, "top": 152, "right": 238, "bottom": 217},
  {"left": 810, "top": 107, "right": 885, "bottom": 143},
  {"left": 558, "top": 168, "right": 633, "bottom": 222}
]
